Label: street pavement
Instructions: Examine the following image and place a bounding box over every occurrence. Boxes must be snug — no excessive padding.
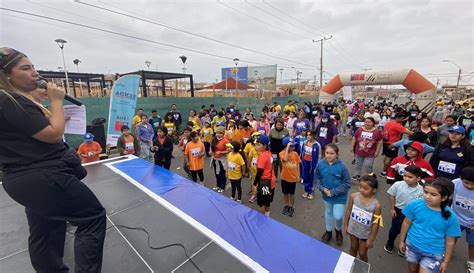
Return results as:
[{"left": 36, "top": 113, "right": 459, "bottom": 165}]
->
[{"left": 168, "top": 134, "right": 467, "bottom": 273}]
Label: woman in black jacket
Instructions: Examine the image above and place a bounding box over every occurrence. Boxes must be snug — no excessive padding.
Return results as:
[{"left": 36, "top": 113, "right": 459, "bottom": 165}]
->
[{"left": 151, "top": 126, "right": 174, "bottom": 169}]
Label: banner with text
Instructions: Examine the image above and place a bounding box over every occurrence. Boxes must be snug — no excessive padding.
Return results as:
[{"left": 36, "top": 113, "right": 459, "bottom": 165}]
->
[{"left": 106, "top": 75, "right": 141, "bottom": 145}]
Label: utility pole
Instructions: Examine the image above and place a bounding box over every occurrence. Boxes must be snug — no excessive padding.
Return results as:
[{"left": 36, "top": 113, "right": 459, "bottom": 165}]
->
[{"left": 313, "top": 35, "right": 332, "bottom": 90}]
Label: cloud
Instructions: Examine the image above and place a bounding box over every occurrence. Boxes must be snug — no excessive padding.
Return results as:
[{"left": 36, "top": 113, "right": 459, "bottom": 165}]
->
[{"left": 1, "top": 0, "right": 472, "bottom": 85}]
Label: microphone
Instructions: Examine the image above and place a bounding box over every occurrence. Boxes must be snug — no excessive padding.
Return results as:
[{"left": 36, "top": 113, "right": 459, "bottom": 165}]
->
[{"left": 36, "top": 78, "right": 83, "bottom": 106}]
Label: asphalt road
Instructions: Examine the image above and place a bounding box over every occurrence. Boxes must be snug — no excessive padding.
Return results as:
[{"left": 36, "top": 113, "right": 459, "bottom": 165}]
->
[{"left": 167, "top": 135, "right": 468, "bottom": 273}]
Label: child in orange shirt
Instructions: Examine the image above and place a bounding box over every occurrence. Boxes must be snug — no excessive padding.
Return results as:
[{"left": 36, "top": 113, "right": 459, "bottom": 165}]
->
[
  {"left": 279, "top": 136, "right": 301, "bottom": 217},
  {"left": 77, "top": 133, "right": 102, "bottom": 163},
  {"left": 184, "top": 131, "right": 205, "bottom": 184}
]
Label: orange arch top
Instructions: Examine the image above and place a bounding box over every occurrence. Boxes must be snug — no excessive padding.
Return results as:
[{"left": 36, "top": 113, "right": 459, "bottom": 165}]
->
[
  {"left": 402, "top": 69, "right": 435, "bottom": 94},
  {"left": 321, "top": 75, "right": 343, "bottom": 95}
]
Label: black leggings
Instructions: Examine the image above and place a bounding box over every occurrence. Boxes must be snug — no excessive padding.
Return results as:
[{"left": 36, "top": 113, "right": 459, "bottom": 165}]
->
[
  {"left": 2, "top": 164, "right": 106, "bottom": 273},
  {"left": 230, "top": 179, "right": 242, "bottom": 200},
  {"left": 190, "top": 169, "right": 204, "bottom": 182},
  {"left": 212, "top": 159, "right": 226, "bottom": 190},
  {"left": 155, "top": 160, "right": 171, "bottom": 170},
  {"left": 387, "top": 207, "right": 405, "bottom": 246}
]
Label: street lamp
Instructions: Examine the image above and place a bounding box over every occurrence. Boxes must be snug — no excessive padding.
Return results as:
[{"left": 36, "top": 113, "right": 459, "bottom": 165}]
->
[
  {"left": 442, "top": 60, "right": 462, "bottom": 96},
  {"left": 55, "top": 38, "right": 70, "bottom": 95},
  {"left": 233, "top": 58, "right": 239, "bottom": 94},
  {"left": 73, "top": 58, "right": 83, "bottom": 97},
  {"left": 291, "top": 66, "right": 300, "bottom": 92},
  {"left": 179, "top": 55, "right": 187, "bottom": 93},
  {"left": 145, "top": 60, "right": 151, "bottom": 70},
  {"left": 279, "top": 68, "right": 284, "bottom": 85}
]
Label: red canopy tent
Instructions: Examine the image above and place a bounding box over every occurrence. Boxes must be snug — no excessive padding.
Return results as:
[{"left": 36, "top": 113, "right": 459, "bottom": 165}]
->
[{"left": 203, "top": 77, "right": 254, "bottom": 90}]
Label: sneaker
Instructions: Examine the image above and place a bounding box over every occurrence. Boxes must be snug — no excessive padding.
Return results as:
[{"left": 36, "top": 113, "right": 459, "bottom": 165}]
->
[
  {"left": 384, "top": 243, "right": 394, "bottom": 254},
  {"left": 380, "top": 172, "right": 387, "bottom": 178},
  {"left": 467, "top": 261, "right": 474, "bottom": 273},
  {"left": 321, "top": 231, "right": 332, "bottom": 243},
  {"left": 282, "top": 206, "right": 289, "bottom": 215},
  {"left": 397, "top": 249, "right": 406, "bottom": 257},
  {"left": 300, "top": 178, "right": 304, "bottom": 184},
  {"left": 352, "top": 175, "right": 360, "bottom": 181},
  {"left": 230, "top": 196, "right": 235, "bottom": 200},
  {"left": 248, "top": 195, "right": 256, "bottom": 203},
  {"left": 307, "top": 193, "right": 314, "bottom": 200},
  {"left": 335, "top": 229, "right": 343, "bottom": 246},
  {"left": 212, "top": 187, "right": 219, "bottom": 191},
  {"left": 288, "top": 207, "right": 295, "bottom": 217},
  {"left": 217, "top": 188, "right": 224, "bottom": 193},
  {"left": 237, "top": 200, "right": 242, "bottom": 204},
  {"left": 302, "top": 192, "right": 308, "bottom": 198}
]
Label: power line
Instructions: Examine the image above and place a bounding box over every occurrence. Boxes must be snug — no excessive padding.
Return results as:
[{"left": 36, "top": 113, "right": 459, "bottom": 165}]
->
[
  {"left": 262, "top": 0, "right": 330, "bottom": 36},
  {"left": 0, "top": 7, "right": 267, "bottom": 66},
  {"left": 216, "top": 0, "right": 310, "bottom": 40},
  {"left": 244, "top": 0, "right": 322, "bottom": 38},
  {"left": 73, "top": 0, "right": 317, "bottom": 68}
]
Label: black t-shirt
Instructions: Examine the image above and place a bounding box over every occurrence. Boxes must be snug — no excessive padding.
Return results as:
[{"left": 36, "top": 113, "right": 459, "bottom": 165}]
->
[{"left": 0, "top": 91, "right": 65, "bottom": 169}]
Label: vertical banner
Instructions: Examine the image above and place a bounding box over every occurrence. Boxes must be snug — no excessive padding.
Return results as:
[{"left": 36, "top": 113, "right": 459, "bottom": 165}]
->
[{"left": 106, "top": 75, "right": 141, "bottom": 145}]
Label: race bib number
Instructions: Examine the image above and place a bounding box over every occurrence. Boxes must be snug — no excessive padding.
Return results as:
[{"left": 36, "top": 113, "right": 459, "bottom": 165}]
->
[
  {"left": 319, "top": 127, "right": 328, "bottom": 138},
  {"left": 411, "top": 113, "right": 417, "bottom": 117},
  {"left": 355, "top": 121, "right": 364, "bottom": 128},
  {"left": 154, "top": 122, "right": 160, "bottom": 127},
  {"left": 183, "top": 139, "right": 188, "bottom": 145},
  {"left": 312, "top": 111, "right": 318, "bottom": 115},
  {"left": 203, "top": 129, "right": 209, "bottom": 135},
  {"left": 272, "top": 154, "right": 278, "bottom": 160},
  {"left": 167, "top": 127, "right": 173, "bottom": 132},
  {"left": 228, "top": 161, "right": 236, "bottom": 171},
  {"left": 304, "top": 145, "right": 312, "bottom": 155},
  {"left": 438, "top": 160, "right": 456, "bottom": 174},
  {"left": 125, "top": 142, "right": 134, "bottom": 150},
  {"left": 454, "top": 195, "right": 474, "bottom": 211},
  {"left": 251, "top": 158, "right": 257, "bottom": 167},
  {"left": 396, "top": 164, "right": 408, "bottom": 176},
  {"left": 330, "top": 115, "right": 335, "bottom": 119},
  {"left": 191, "top": 148, "right": 201, "bottom": 157},
  {"left": 351, "top": 205, "right": 373, "bottom": 226},
  {"left": 258, "top": 129, "right": 266, "bottom": 135},
  {"left": 243, "top": 137, "right": 249, "bottom": 144},
  {"left": 297, "top": 122, "right": 305, "bottom": 128},
  {"left": 361, "top": 131, "right": 373, "bottom": 139},
  {"left": 463, "top": 119, "right": 472, "bottom": 126}
]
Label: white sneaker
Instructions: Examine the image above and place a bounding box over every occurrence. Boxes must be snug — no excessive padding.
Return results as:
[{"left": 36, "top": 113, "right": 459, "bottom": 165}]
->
[{"left": 230, "top": 196, "right": 235, "bottom": 200}]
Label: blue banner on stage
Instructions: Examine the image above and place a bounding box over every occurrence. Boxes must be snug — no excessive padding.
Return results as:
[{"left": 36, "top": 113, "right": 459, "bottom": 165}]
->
[{"left": 106, "top": 75, "right": 140, "bottom": 145}]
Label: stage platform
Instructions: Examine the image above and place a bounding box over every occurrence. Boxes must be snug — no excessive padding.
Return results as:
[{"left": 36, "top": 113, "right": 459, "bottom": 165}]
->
[{"left": 0, "top": 156, "right": 370, "bottom": 272}]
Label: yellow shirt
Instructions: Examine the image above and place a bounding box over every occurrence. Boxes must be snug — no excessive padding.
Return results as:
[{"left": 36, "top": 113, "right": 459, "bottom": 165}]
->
[
  {"left": 201, "top": 127, "right": 214, "bottom": 143},
  {"left": 227, "top": 152, "right": 245, "bottom": 180},
  {"left": 244, "top": 143, "right": 258, "bottom": 177},
  {"left": 283, "top": 104, "right": 295, "bottom": 113},
  {"left": 212, "top": 116, "right": 226, "bottom": 131},
  {"left": 274, "top": 105, "right": 281, "bottom": 112}
]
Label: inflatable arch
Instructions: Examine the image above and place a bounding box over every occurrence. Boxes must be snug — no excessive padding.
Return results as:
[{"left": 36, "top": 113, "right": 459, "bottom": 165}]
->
[{"left": 320, "top": 69, "right": 436, "bottom": 111}]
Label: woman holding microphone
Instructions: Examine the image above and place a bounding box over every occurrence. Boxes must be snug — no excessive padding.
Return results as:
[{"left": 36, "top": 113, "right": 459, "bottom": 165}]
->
[{"left": 0, "top": 47, "right": 106, "bottom": 272}]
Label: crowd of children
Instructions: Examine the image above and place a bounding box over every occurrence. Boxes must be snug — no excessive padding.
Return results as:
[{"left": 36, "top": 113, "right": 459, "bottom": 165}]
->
[{"left": 77, "top": 99, "right": 474, "bottom": 273}]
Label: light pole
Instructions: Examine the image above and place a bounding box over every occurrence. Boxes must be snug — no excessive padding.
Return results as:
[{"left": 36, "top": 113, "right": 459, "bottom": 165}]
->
[
  {"left": 312, "top": 35, "right": 333, "bottom": 90},
  {"left": 254, "top": 70, "right": 259, "bottom": 98},
  {"left": 291, "top": 66, "right": 300, "bottom": 92},
  {"left": 279, "top": 68, "right": 284, "bottom": 85},
  {"left": 73, "top": 58, "right": 83, "bottom": 97},
  {"left": 55, "top": 38, "right": 70, "bottom": 95},
  {"left": 179, "top": 56, "right": 187, "bottom": 93},
  {"left": 145, "top": 60, "right": 151, "bottom": 70},
  {"left": 233, "top": 58, "right": 239, "bottom": 95},
  {"left": 442, "top": 59, "right": 462, "bottom": 97}
]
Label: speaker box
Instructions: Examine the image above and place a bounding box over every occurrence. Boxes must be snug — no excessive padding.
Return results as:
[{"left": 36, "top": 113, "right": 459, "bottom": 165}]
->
[{"left": 86, "top": 125, "right": 106, "bottom": 152}]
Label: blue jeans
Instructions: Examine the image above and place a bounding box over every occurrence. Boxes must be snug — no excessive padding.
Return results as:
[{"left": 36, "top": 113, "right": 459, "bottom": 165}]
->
[
  {"left": 406, "top": 241, "right": 444, "bottom": 273},
  {"left": 139, "top": 141, "right": 153, "bottom": 162},
  {"left": 323, "top": 199, "right": 345, "bottom": 231}
]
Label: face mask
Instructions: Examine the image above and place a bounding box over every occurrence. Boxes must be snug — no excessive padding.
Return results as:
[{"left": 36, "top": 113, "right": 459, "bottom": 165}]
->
[{"left": 322, "top": 119, "right": 328, "bottom": 123}]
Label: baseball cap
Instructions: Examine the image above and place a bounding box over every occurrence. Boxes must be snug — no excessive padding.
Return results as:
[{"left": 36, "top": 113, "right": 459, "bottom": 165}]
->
[
  {"left": 84, "top": 133, "right": 94, "bottom": 142},
  {"left": 448, "top": 125, "right": 466, "bottom": 134},
  {"left": 282, "top": 136, "right": 296, "bottom": 146},
  {"left": 255, "top": 135, "right": 270, "bottom": 146}
]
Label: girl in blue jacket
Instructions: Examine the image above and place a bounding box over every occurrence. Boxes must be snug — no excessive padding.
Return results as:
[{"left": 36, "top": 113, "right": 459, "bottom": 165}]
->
[
  {"left": 315, "top": 143, "right": 351, "bottom": 246},
  {"left": 296, "top": 130, "right": 321, "bottom": 200}
]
